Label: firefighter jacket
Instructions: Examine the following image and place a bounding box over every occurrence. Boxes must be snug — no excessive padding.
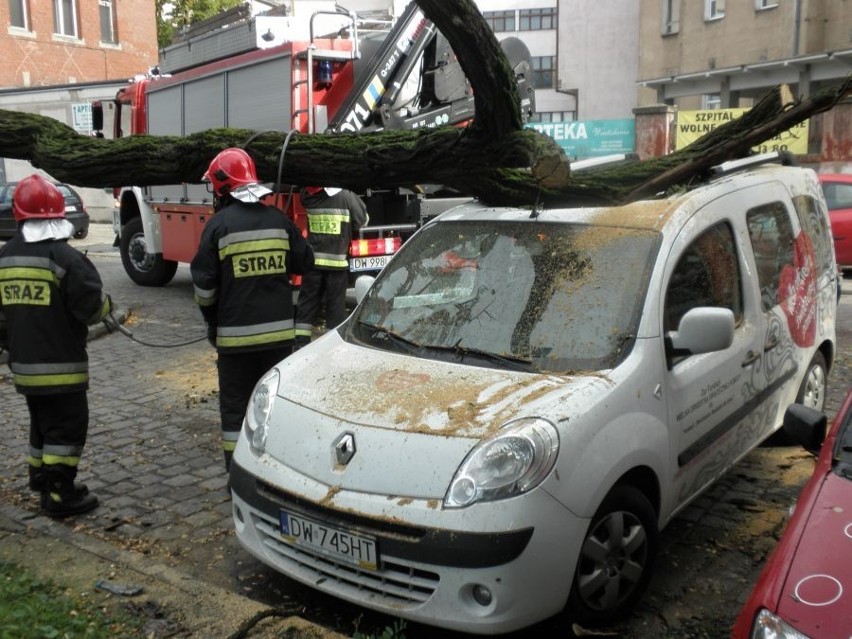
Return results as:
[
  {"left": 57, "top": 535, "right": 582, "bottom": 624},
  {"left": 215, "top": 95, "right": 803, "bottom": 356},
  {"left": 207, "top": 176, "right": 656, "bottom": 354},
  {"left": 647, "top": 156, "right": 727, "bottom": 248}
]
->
[
  {"left": 190, "top": 199, "right": 314, "bottom": 353},
  {"left": 0, "top": 236, "right": 111, "bottom": 395},
  {"left": 301, "top": 189, "right": 368, "bottom": 270}
]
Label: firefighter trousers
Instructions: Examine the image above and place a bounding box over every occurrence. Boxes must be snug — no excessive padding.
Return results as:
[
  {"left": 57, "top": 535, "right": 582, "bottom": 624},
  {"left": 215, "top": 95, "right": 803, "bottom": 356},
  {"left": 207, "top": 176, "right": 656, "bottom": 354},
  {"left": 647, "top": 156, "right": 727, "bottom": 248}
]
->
[
  {"left": 217, "top": 346, "right": 292, "bottom": 469},
  {"left": 26, "top": 391, "right": 88, "bottom": 479},
  {"left": 295, "top": 268, "right": 348, "bottom": 339}
]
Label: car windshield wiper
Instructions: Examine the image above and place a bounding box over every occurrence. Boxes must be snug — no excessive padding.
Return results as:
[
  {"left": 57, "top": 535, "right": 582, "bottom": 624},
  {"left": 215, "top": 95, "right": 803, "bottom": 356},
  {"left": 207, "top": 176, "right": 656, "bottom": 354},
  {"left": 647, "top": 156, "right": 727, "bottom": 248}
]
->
[
  {"left": 427, "top": 341, "right": 534, "bottom": 372},
  {"left": 358, "top": 321, "right": 423, "bottom": 354}
]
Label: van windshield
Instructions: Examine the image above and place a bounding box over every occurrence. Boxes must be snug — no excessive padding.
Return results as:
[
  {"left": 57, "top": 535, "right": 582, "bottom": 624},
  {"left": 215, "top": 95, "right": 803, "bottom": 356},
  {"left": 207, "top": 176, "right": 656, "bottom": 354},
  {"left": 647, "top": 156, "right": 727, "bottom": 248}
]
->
[{"left": 349, "top": 220, "right": 660, "bottom": 373}]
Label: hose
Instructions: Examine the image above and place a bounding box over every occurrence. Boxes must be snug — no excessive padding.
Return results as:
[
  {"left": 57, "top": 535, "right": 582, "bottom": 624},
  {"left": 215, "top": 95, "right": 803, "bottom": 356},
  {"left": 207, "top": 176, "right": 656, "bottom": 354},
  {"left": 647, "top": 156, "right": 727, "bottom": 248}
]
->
[{"left": 102, "top": 310, "right": 208, "bottom": 349}]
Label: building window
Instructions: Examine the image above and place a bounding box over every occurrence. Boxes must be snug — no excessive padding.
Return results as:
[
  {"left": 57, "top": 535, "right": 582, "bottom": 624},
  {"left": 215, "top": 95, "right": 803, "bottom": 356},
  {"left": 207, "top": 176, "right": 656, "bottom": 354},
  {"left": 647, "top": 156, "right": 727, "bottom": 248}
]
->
[
  {"left": 519, "top": 8, "right": 556, "bottom": 31},
  {"left": 704, "top": 0, "right": 725, "bottom": 21},
  {"left": 482, "top": 10, "right": 515, "bottom": 33},
  {"left": 531, "top": 56, "right": 555, "bottom": 89},
  {"left": 99, "top": 0, "right": 116, "bottom": 43},
  {"left": 754, "top": 0, "right": 779, "bottom": 9},
  {"left": 662, "top": 0, "right": 680, "bottom": 35},
  {"left": 54, "top": 0, "right": 78, "bottom": 37},
  {"left": 702, "top": 94, "right": 721, "bottom": 110},
  {"left": 530, "top": 111, "right": 576, "bottom": 123},
  {"left": 9, "top": 0, "right": 29, "bottom": 29}
]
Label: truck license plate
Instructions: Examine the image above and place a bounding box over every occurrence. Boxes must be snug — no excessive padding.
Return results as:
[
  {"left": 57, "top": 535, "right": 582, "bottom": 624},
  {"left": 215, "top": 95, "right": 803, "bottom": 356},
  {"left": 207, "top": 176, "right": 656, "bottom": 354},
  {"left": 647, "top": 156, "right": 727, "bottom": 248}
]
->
[
  {"left": 279, "top": 510, "right": 379, "bottom": 570},
  {"left": 350, "top": 255, "right": 390, "bottom": 272}
]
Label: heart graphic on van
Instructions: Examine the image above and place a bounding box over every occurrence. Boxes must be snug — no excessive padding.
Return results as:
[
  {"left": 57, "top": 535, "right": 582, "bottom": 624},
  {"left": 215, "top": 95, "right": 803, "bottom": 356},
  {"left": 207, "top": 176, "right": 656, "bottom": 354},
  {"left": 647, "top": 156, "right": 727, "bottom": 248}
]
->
[{"left": 778, "top": 232, "right": 817, "bottom": 347}]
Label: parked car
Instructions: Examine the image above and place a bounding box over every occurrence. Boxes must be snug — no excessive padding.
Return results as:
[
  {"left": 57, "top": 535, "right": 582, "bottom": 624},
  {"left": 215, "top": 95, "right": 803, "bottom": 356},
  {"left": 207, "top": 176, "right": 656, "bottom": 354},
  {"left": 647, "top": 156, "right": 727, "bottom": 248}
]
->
[
  {"left": 818, "top": 173, "right": 852, "bottom": 274},
  {"left": 732, "top": 388, "right": 852, "bottom": 639},
  {"left": 0, "top": 181, "right": 90, "bottom": 240},
  {"left": 230, "top": 154, "right": 838, "bottom": 635}
]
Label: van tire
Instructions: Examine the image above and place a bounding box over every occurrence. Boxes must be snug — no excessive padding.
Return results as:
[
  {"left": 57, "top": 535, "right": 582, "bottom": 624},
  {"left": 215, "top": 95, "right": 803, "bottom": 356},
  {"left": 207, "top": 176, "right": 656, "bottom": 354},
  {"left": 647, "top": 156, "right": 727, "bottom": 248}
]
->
[
  {"left": 567, "top": 485, "right": 658, "bottom": 627},
  {"left": 119, "top": 217, "right": 178, "bottom": 287},
  {"left": 796, "top": 351, "right": 827, "bottom": 412}
]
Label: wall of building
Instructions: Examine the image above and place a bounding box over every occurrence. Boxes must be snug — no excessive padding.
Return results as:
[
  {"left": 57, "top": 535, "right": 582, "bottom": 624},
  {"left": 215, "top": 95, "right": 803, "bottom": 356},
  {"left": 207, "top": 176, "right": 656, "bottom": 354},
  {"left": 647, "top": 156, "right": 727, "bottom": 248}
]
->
[
  {"left": 0, "top": 1, "right": 158, "bottom": 88},
  {"left": 558, "top": 0, "right": 639, "bottom": 120}
]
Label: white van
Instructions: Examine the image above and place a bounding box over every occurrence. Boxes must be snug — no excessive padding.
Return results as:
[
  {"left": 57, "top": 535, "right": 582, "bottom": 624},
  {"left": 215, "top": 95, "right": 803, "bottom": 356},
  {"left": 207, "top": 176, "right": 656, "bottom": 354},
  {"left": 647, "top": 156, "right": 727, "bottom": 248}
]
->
[{"left": 230, "top": 154, "right": 838, "bottom": 634}]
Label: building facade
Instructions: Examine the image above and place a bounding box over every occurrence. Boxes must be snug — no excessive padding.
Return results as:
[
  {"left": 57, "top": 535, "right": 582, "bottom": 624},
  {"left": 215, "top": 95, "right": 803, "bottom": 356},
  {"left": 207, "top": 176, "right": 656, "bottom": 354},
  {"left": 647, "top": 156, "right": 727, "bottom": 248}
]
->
[
  {"left": 2, "top": 0, "right": 158, "bottom": 88},
  {"left": 0, "top": 1, "right": 158, "bottom": 212},
  {"left": 638, "top": 0, "right": 852, "bottom": 109}
]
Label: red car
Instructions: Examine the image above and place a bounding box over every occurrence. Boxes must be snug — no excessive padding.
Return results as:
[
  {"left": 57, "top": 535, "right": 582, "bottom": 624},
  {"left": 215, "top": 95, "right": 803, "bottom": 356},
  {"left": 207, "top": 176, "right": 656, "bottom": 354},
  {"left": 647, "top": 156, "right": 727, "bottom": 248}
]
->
[
  {"left": 732, "top": 388, "right": 852, "bottom": 638},
  {"left": 819, "top": 173, "right": 852, "bottom": 273}
]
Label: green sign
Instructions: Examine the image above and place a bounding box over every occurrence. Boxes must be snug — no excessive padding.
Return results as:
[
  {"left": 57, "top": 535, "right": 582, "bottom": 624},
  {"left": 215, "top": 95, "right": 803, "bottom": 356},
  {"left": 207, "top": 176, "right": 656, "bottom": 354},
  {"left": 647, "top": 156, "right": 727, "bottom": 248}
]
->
[{"left": 526, "top": 119, "right": 635, "bottom": 159}]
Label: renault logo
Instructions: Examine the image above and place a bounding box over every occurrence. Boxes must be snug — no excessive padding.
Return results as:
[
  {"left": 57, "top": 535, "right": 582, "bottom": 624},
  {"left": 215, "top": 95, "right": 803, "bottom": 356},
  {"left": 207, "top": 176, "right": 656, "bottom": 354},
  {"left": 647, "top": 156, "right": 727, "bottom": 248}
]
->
[{"left": 333, "top": 432, "right": 356, "bottom": 466}]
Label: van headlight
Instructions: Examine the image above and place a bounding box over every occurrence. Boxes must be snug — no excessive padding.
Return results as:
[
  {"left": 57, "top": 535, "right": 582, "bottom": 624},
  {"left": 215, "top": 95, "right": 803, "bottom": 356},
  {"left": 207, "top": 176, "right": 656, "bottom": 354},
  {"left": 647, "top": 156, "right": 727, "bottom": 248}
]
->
[
  {"left": 444, "top": 417, "right": 559, "bottom": 508},
  {"left": 243, "top": 368, "right": 279, "bottom": 455}
]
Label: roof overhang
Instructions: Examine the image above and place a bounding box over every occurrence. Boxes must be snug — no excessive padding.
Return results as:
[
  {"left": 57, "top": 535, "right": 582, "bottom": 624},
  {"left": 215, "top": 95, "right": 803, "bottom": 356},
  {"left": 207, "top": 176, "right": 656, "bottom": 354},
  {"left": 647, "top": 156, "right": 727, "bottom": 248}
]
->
[{"left": 638, "top": 48, "right": 852, "bottom": 100}]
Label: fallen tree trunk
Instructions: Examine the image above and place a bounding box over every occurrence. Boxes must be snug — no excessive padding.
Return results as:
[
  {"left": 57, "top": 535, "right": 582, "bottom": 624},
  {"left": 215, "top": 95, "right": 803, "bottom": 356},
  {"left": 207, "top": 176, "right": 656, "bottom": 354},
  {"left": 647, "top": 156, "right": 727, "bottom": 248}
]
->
[{"left": 0, "top": 0, "right": 848, "bottom": 207}]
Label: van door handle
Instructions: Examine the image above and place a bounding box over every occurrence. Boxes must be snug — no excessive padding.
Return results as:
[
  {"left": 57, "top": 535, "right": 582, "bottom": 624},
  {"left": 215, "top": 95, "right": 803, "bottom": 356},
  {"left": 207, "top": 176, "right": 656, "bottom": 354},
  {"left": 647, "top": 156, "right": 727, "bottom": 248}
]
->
[
  {"left": 742, "top": 350, "right": 761, "bottom": 367},
  {"left": 763, "top": 336, "right": 779, "bottom": 352}
]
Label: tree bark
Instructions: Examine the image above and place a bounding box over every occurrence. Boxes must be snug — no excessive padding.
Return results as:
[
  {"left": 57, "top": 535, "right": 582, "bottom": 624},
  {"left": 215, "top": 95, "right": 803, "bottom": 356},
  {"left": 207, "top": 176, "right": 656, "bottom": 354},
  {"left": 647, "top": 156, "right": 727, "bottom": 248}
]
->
[{"left": 0, "top": 0, "right": 848, "bottom": 207}]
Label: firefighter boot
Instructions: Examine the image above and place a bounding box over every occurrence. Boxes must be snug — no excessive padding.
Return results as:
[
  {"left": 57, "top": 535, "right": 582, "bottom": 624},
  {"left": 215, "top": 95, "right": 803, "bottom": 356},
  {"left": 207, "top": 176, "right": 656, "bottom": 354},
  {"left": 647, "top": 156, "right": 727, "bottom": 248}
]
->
[
  {"left": 29, "top": 464, "right": 89, "bottom": 496},
  {"left": 41, "top": 466, "right": 99, "bottom": 518}
]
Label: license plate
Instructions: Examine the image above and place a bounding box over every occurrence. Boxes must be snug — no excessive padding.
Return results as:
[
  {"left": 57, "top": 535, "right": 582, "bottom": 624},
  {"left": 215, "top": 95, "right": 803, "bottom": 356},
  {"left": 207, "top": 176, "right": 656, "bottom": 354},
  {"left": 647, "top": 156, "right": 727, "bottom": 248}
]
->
[
  {"left": 279, "top": 510, "right": 379, "bottom": 570},
  {"left": 350, "top": 255, "right": 390, "bottom": 272}
]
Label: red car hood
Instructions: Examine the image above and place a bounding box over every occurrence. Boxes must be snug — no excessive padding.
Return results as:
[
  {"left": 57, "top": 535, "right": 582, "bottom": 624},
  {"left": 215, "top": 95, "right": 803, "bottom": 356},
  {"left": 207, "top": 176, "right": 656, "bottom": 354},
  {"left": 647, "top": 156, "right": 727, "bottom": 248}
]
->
[{"left": 774, "top": 472, "right": 852, "bottom": 637}]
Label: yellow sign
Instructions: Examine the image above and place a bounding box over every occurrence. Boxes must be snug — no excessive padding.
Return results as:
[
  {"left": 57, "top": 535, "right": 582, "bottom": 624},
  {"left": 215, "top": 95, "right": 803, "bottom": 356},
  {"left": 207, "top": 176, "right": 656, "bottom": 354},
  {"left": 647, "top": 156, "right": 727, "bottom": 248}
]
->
[{"left": 675, "top": 108, "right": 809, "bottom": 154}]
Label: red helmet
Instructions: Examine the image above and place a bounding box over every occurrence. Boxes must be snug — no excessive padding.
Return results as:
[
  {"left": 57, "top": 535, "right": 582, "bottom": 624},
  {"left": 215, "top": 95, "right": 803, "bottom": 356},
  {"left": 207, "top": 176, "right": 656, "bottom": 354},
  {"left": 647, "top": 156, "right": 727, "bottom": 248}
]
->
[
  {"left": 12, "top": 175, "right": 66, "bottom": 223},
  {"left": 202, "top": 148, "right": 259, "bottom": 197},
  {"left": 304, "top": 186, "right": 324, "bottom": 195}
]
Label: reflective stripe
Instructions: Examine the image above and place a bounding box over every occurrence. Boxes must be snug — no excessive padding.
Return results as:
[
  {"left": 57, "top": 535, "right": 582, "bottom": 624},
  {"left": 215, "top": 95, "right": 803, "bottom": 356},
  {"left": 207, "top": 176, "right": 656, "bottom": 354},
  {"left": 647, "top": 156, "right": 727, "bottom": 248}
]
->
[
  {"left": 217, "top": 328, "right": 295, "bottom": 348},
  {"left": 44, "top": 444, "right": 84, "bottom": 457},
  {"left": 13, "top": 362, "right": 87, "bottom": 374},
  {"left": 194, "top": 285, "right": 218, "bottom": 307},
  {"left": 0, "top": 255, "right": 66, "bottom": 279},
  {"left": 221, "top": 440, "right": 238, "bottom": 452},
  {"left": 315, "top": 257, "right": 348, "bottom": 269},
  {"left": 217, "top": 319, "right": 295, "bottom": 348},
  {"left": 0, "top": 267, "right": 60, "bottom": 284},
  {"left": 43, "top": 455, "right": 81, "bottom": 467},
  {"left": 14, "top": 371, "right": 88, "bottom": 387},
  {"left": 218, "top": 230, "right": 291, "bottom": 258},
  {"left": 28, "top": 455, "right": 43, "bottom": 467},
  {"left": 221, "top": 430, "right": 239, "bottom": 452},
  {"left": 12, "top": 361, "right": 89, "bottom": 387}
]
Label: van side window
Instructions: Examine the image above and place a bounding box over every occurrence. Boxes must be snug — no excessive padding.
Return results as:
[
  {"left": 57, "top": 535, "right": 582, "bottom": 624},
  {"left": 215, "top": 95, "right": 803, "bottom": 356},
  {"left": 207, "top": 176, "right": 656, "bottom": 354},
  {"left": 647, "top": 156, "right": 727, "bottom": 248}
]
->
[
  {"left": 664, "top": 222, "right": 742, "bottom": 333},
  {"left": 792, "top": 194, "right": 834, "bottom": 277},
  {"left": 746, "top": 202, "right": 795, "bottom": 311}
]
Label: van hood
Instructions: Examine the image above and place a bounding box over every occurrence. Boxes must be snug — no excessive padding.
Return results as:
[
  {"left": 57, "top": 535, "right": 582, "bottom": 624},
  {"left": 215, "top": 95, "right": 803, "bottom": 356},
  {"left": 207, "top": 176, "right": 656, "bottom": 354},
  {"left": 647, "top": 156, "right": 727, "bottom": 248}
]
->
[
  {"left": 262, "top": 332, "right": 607, "bottom": 499},
  {"left": 276, "top": 331, "right": 591, "bottom": 439}
]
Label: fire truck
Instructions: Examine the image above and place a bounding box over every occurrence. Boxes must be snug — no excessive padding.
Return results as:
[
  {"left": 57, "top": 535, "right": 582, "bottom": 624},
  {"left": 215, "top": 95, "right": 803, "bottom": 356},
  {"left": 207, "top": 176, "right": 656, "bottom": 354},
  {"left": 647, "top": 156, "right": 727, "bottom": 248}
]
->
[{"left": 99, "top": 2, "right": 535, "bottom": 286}]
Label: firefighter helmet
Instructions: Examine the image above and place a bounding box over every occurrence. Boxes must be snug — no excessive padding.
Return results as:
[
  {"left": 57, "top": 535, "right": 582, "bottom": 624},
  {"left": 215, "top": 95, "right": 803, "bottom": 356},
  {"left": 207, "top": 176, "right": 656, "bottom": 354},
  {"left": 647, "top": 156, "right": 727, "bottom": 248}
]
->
[
  {"left": 202, "top": 148, "right": 259, "bottom": 197},
  {"left": 12, "top": 175, "right": 67, "bottom": 223}
]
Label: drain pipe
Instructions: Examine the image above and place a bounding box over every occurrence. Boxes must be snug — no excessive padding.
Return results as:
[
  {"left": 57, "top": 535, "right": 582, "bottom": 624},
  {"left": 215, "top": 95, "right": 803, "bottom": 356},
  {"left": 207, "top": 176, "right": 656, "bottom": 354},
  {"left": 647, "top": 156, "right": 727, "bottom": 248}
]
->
[{"left": 792, "top": 0, "right": 802, "bottom": 56}]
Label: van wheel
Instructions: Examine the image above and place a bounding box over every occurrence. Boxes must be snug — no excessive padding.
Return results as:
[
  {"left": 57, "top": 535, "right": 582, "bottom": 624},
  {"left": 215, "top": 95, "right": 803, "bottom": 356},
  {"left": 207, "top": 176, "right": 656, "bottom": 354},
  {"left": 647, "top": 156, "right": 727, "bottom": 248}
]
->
[
  {"left": 796, "top": 351, "right": 827, "bottom": 412},
  {"left": 120, "top": 217, "right": 178, "bottom": 287},
  {"left": 567, "top": 485, "right": 657, "bottom": 627}
]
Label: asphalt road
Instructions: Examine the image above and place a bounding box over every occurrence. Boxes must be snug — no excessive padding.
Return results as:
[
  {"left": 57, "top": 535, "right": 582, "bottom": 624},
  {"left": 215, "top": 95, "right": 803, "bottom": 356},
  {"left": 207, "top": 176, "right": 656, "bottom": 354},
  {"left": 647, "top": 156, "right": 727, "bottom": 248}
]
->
[{"left": 1, "top": 223, "right": 850, "bottom": 639}]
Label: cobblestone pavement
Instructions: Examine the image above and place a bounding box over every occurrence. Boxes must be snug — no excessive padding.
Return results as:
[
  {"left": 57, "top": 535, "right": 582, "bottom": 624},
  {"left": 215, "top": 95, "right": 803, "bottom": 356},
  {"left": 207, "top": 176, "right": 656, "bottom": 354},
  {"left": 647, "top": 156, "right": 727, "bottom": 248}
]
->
[{"left": 0, "top": 223, "right": 850, "bottom": 638}]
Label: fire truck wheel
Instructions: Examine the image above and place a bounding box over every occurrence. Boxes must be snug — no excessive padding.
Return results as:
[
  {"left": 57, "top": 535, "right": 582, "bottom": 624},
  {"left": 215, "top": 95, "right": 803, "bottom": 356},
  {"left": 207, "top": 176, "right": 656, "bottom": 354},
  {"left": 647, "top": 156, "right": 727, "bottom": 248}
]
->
[{"left": 120, "top": 217, "right": 178, "bottom": 287}]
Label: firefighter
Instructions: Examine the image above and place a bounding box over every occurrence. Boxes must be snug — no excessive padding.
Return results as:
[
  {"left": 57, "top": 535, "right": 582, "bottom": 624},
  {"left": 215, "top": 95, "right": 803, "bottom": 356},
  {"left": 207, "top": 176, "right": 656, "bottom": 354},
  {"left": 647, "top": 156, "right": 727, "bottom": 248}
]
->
[
  {"left": 0, "top": 174, "right": 112, "bottom": 518},
  {"left": 294, "top": 186, "right": 368, "bottom": 347},
  {"left": 190, "top": 148, "right": 314, "bottom": 472}
]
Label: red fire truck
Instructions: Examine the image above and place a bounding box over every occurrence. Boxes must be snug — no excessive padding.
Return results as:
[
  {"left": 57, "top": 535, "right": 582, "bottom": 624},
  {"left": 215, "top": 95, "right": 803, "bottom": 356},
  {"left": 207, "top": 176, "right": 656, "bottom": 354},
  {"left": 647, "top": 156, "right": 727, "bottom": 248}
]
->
[{"left": 99, "top": 3, "right": 534, "bottom": 286}]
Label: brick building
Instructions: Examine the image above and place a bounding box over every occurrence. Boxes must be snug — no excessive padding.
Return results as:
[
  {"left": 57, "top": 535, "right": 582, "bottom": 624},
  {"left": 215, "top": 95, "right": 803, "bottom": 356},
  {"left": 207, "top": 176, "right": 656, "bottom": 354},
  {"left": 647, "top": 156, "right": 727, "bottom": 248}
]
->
[{"left": 2, "top": 0, "right": 158, "bottom": 88}]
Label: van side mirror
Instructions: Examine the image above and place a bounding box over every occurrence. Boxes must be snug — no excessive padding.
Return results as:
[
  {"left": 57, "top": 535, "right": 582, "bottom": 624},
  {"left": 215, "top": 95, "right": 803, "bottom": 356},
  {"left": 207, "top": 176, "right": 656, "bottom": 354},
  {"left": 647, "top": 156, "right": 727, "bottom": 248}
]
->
[
  {"left": 667, "top": 307, "right": 735, "bottom": 355},
  {"left": 782, "top": 403, "right": 827, "bottom": 455}
]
